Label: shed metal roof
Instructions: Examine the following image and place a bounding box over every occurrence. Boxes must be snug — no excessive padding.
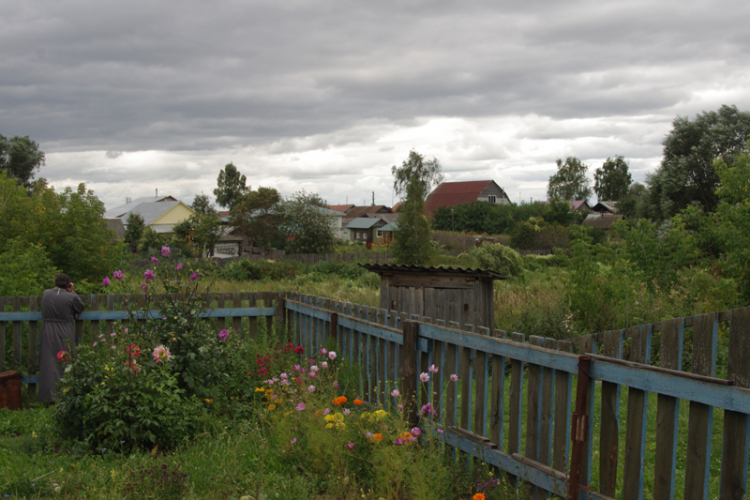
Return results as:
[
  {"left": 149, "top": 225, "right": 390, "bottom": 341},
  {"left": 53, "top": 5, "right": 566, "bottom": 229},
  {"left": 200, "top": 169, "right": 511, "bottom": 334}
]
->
[{"left": 360, "top": 263, "right": 506, "bottom": 280}]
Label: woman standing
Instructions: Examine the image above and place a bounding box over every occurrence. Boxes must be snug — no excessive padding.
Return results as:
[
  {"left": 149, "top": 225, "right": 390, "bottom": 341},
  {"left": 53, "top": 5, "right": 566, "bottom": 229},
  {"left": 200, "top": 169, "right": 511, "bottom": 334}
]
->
[{"left": 38, "top": 273, "right": 85, "bottom": 403}]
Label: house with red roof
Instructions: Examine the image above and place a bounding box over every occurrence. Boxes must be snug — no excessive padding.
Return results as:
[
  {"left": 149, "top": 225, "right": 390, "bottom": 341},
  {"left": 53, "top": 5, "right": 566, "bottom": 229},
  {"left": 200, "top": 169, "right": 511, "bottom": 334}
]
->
[{"left": 424, "top": 180, "right": 510, "bottom": 218}]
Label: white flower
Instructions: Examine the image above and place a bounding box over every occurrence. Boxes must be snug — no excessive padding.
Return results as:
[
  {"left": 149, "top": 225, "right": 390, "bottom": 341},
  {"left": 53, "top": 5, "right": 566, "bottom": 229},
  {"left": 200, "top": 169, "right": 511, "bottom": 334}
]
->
[{"left": 328, "top": 351, "right": 337, "bottom": 361}]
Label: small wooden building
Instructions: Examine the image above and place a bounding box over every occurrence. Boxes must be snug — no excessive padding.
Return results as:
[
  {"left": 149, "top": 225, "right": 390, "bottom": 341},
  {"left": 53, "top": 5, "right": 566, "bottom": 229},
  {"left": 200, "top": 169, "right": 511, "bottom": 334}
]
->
[{"left": 361, "top": 264, "right": 504, "bottom": 331}]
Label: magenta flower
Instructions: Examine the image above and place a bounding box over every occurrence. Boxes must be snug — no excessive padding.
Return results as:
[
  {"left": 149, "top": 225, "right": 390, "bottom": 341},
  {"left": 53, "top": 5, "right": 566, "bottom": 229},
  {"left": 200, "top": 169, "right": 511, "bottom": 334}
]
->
[
  {"left": 307, "top": 385, "right": 316, "bottom": 393},
  {"left": 218, "top": 329, "right": 229, "bottom": 340},
  {"left": 391, "top": 389, "right": 400, "bottom": 397},
  {"left": 345, "top": 442, "right": 356, "bottom": 451},
  {"left": 113, "top": 270, "right": 124, "bottom": 281},
  {"left": 161, "top": 246, "right": 171, "bottom": 257},
  {"left": 320, "top": 348, "right": 328, "bottom": 356},
  {"left": 175, "top": 262, "right": 184, "bottom": 271},
  {"left": 153, "top": 345, "right": 171, "bottom": 363},
  {"left": 102, "top": 277, "right": 110, "bottom": 287},
  {"left": 411, "top": 427, "right": 422, "bottom": 437},
  {"left": 144, "top": 269, "right": 155, "bottom": 281},
  {"left": 295, "top": 403, "right": 306, "bottom": 411},
  {"left": 343, "top": 408, "right": 351, "bottom": 415},
  {"left": 321, "top": 361, "right": 328, "bottom": 369},
  {"left": 290, "top": 438, "right": 297, "bottom": 444},
  {"left": 333, "top": 381, "right": 339, "bottom": 389},
  {"left": 323, "top": 408, "right": 330, "bottom": 416},
  {"left": 420, "top": 403, "right": 437, "bottom": 417},
  {"left": 190, "top": 272, "right": 198, "bottom": 281},
  {"left": 428, "top": 364, "right": 439, "bottom": 373},
  {"left": 328, "top": 351, "right": 337, "bottom": 361},
  {"left": 150, "top": 256, "right": 159, "bottom": 266},
  {"left": 141, "top": 283, "right": 148, "bottom": 292},
  {"left": 437, "top": 429, "right": 444, "bottom": 434},
  {"left": 110, "top": 345, "right": 116, "bottom": 350},
  {"left": 394, "top": 438, "right": 405, "bottom": 446},
  {"left": 450, "top": 374, "right": 458, "bottom": 382},
  {"left": 419, "top": 372, "right": 430, "bottom": 383}
]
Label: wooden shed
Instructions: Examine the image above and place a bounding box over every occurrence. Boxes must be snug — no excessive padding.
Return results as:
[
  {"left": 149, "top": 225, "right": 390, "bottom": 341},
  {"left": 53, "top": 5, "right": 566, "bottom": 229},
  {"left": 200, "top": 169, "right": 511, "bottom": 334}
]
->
[{"left": 361, "top": 264, "right": 504, "bottom": 331}]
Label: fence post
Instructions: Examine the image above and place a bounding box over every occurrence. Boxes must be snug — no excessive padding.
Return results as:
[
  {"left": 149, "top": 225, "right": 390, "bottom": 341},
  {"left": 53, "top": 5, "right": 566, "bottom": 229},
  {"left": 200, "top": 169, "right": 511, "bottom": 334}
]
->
[
  {"left": 568, "top": 355, "right": 591, "bottom": 500},
  {"left": 402, "top": 320, "right": 419, "bottom": 428}
]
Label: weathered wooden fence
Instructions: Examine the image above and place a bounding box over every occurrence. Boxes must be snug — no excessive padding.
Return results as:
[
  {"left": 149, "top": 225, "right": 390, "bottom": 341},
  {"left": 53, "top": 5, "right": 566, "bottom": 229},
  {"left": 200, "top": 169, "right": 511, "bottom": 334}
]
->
[
  {"left": 287, "top": 292, "right": 750, "bottom": 500},
  {"left": 0, "top": 292, "right": 284, "bottom": 383}
]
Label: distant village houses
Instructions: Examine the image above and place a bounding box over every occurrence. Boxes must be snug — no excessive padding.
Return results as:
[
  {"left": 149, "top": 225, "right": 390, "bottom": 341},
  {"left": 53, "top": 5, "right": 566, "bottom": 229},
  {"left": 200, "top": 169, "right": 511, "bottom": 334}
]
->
[{"left": 104, "top": 195, "right": 196, "bottom": 235}]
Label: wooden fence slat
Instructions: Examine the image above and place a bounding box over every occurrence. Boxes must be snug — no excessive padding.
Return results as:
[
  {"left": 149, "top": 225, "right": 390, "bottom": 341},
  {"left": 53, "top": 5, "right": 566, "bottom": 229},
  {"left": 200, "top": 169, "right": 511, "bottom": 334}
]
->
[
  {"left": 526, "top": 336, "right": 544, "bottom": 499},
  {"left": 540, "top": 337, "right": 556, "bottom": 471},
  {"left": 490, "top": 329, "right": 506, "bottom": 449},
  {"left": 684, "top": 313, "right": 718, "bottom": 500},
  {"left": 579, "top": 334, "right": 597, "bottom": 488},
  {"left": 460, "top": 341, "right": 472, "bottom": 433},
  {"left": 508, "top": 332, "right": 525, "bottom": 486},
  {"left": 216, "top": 294, "right": 226, "bottom": 331},
  {"left": 474, "top": 333, "right": 488, "bottom": 438},
  {"left": 720, "top": 307, "right": 750, "bottom": 500},
  {"left": 233, "top": 293, "right": 242, "bottom": 338},
  {"left": 553, "top": 340, "right": 572, "bottom": 475},
  {"left": 653, "top": 318, "right": 684, "bottom": 500},
  {"left": 0, "top": 297, "right": 5, "bottom": 372},
  {"left": 445, "top": 326, "right": 459, "bottom": 427},
  {"left": 12, "top": 297, "right": 22, "bottom": 368},
  {"left": 526, "top": 336, "right": 544, "bottom": 463},
  {"left": 622, "top": 325, "right": 652, "bottom": 500},
  {"left": 599, "top": 330, "right": 624, "bottom": 497},
  {"left": 247, "top": 294, "right": 257, "bottom": 339},
  {"left": 28, "top": 296, "right": 39, "bottom": 381}
]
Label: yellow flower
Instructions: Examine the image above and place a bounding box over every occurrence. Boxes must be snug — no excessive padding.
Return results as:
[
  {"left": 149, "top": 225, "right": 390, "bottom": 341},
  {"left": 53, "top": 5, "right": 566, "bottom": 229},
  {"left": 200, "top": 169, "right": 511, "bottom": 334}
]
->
[
  {"left": 268, "top": 404, "right": 277, "bottom": 410},
  {"left": 204, "top": 398, "right": 213, "bottom": 403},
  {"left": 254, "top": 387, "right": 265, "bottom": 392},
  {"left": 110, "top": 469, "right": 117, "bottom": 480},
  {"left": 31, "top": 431, "right": 38, "bottom": 439}
]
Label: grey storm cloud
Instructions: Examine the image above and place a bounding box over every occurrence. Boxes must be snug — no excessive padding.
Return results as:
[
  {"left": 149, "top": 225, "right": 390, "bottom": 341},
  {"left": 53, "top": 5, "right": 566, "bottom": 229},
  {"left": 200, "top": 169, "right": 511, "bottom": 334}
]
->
[{"left": 1, "top": 0, "right": 750, "bottom": 207}]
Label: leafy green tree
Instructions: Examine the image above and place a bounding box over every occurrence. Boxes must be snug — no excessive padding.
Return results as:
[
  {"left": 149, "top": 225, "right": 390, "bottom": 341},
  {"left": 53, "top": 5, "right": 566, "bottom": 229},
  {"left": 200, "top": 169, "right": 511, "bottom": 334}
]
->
[
  {"left": 0, "top": 134, "right": 45, "bottom": 188},
  {"left": 0, "top": 239, "right": 59, "bottom": 296},
  {"left": 714, "top": 147, "right": 750, "bottom": 299},
  {"left": 646, "top": 104, "right": 750, "bottom": 219},
  {"left": 547, "top": 157, "right": 592, "bottom": 201},
  {"left": 124, "top": 212, "right": 146, "bottom": 253},
  {"left": 173, "top": 211, "right": 224, "bottom": 258},
  {"left": 594, "top": 156, "right": 632, "bottom": 201},
  {"left": 138, "top": 227, "right": 169, "bottom": 254},
  {"left": 618, "top": 182, "right": 647, "bottom": 219},
  {"left": 391, "top": 151, "right": 443, "bottom": 265},
  {"left": 231, "top": 187, "right": 283, "bottom": 251},
  {"left": 280, "top": 191, "right": 336, "bottom": 254},
  {"left": 191, "top": 194, "right": 216, "bottom": 214},
  {"left": 0, "top": 173, "right": 119, "bottom": 283},
  {"left": 214, "top": 163, "right": 248, "bottom": 210}
]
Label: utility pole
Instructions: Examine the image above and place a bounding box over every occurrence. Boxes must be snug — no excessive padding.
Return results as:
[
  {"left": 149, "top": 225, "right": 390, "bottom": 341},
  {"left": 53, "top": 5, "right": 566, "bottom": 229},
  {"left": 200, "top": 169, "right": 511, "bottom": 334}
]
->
[
  {"left": 451, "top": 208, "right": 454, "bottom": 232},
  {"left": 372, "top": 191, "right": 375, "bottom": 205}
]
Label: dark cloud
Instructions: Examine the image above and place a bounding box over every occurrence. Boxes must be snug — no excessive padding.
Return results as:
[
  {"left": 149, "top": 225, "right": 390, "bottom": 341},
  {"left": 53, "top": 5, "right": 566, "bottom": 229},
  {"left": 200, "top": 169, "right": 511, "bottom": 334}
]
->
[{"left": 2, "top": 0, "right": 749, "bottom": 208}]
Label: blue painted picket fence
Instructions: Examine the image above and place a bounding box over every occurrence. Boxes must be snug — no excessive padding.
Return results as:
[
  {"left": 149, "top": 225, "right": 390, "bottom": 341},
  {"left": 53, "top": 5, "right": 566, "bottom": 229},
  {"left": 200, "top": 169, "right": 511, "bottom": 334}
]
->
[
  {"left": 287, "top": 292, "right": 750, "bottom": 500},
  {"left": 0, "top": 292, "right": 284, "bottom": 384}
]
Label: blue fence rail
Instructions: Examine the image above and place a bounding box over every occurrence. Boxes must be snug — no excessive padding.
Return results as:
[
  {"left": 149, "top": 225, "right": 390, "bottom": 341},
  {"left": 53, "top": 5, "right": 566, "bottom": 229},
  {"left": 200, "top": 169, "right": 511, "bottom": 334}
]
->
[
  {"left": 0, "top": 292, "right": 284, "bottom": 383},
  {"left": 288, "top": 292, "right": 750, "bottom": 500}
]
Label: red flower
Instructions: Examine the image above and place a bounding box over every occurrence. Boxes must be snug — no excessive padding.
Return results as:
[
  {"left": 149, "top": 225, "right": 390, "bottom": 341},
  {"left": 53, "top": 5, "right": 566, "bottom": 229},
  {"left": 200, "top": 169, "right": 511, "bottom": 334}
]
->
[
  {"left": 293, "top": 346, "right": 304, "bottom": 354},
  {"left": 126, "top": 344, "right": 141, "bottom": 358},
  {"left": 124, "top": 360, "right": 141, "bottom": 374},
  {"left": 56, "top": 350, "right": 69, "bottom": 363}
]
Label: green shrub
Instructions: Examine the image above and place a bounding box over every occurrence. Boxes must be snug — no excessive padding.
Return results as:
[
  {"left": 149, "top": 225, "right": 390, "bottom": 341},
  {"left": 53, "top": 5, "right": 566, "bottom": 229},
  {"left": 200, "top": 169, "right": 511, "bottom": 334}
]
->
[
  {"left": 54, "top": 328, "right": 204, "bottom": 451},
  {"left": 217, "top": 258, "right": 305, "bottom": 281},
  {"left": 471, "top": 243, "right": 525, "bottom": 278}
]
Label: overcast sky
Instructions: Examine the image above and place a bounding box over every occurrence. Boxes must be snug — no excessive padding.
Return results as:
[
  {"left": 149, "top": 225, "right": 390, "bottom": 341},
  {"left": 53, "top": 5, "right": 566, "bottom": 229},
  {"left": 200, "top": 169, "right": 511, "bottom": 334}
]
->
[{"left": 2, "top": 0, "right": 750, "bottom": 211}]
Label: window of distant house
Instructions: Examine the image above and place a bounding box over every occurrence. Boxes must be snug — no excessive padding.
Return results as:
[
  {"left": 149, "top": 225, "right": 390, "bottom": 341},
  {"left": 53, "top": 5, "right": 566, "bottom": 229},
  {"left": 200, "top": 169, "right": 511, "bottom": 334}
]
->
[
  {"left": 356, "top": 232, "right": 360, "bottom": 239},
  {"left": 488, "top": 195, "right": 496, "bottom": 204},
  {"left": 377, "top": 231, "right": 382, "bottom": 237}
]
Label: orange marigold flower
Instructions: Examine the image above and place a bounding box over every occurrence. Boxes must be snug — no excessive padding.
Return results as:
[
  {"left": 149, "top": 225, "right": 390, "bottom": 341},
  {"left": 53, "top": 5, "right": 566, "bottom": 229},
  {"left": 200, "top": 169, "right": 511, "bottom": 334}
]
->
[
  {"left": 332, "top": 396, "right": 348, "bottom": 406},
  {"left": 399, "top": 431, "right": 413, "bottom": 440},
  {"left": 370, "top": 433, "right": 383, "bottom": 443},
  {"left": 472, "top": 494, "right": 486, "bottom": 500},
  {"left": 315, "top": 410, "right": 323, "bottom": 415},
  {"left": 353, "top": 399, "right": 363, "bottom": 406}
]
